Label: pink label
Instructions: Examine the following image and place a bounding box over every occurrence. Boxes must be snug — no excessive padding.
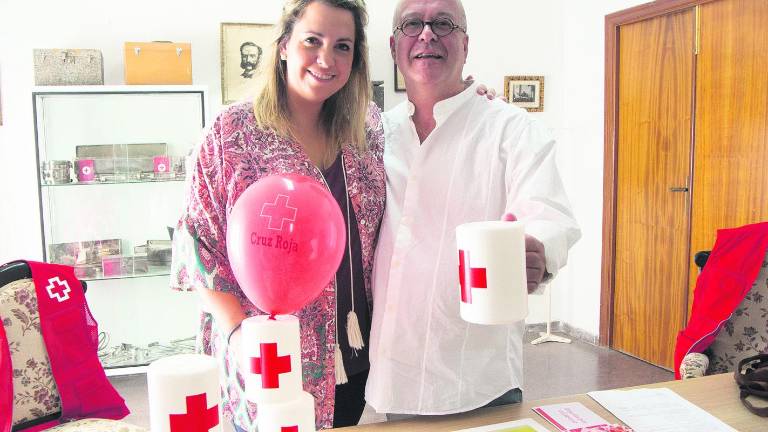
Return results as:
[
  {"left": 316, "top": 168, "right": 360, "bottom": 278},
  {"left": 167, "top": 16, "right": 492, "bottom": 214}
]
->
[
  {"left": 76, "top": 159, "right": 95, "bottom": 182},
  {"left": 102, "top": 257, "right": 122, "bottom": 277},
  {"left": 154, "top": 156, "right": 170, "bottom": 174}
]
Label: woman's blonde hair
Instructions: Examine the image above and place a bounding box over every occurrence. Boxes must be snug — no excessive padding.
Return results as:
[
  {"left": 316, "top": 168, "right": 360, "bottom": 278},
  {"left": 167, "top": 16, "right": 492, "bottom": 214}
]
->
[{"left": 253, "top": 0, "right": 371, "bottom": 160}]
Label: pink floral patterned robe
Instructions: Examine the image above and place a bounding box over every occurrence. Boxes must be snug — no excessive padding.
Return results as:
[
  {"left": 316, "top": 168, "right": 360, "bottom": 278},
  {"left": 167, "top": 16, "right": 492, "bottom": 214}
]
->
[{"left": 170, "top": 101, "right": 385, "bottom": 430}]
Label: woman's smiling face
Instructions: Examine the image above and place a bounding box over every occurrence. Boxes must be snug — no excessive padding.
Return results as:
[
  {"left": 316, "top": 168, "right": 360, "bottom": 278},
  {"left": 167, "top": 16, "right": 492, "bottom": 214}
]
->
[{"left": 281, "top": 1, "right": 356, "bottom": 105}]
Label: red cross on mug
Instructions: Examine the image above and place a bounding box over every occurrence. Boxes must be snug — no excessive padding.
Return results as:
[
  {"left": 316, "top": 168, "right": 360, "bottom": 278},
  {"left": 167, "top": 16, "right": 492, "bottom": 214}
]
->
[
  {"left": 281, "top": 427, "right": 299, "bottom": 432},
  {"left": 251, "top": 342, "right": 292, "bottom": 388},
  {"left": 458, "top": 249, "right": 488, "bottom": 304},
  {"left": 260, "top": 194, "right": 298, "bottom": 231},
  {"left": 168, "top": 393, "right": 219, "bottom": 432}
]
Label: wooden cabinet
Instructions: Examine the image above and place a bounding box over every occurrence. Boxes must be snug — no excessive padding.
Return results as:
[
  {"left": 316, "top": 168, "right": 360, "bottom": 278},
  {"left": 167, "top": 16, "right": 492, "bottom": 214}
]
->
[{"left": 602, "top": 0, "right": 768, "bottom": 369}]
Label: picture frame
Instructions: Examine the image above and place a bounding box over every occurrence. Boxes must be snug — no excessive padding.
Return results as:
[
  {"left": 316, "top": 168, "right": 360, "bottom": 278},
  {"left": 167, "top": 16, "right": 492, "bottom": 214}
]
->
[
  {"left": 220, "top": 22, "right": 275, "bottom": 105},
  {"left": 394, "top": 64, "right": 406, "bottom": 92},
  {"left": 504, "top": 75, "right": 544, "bottom": 112}
]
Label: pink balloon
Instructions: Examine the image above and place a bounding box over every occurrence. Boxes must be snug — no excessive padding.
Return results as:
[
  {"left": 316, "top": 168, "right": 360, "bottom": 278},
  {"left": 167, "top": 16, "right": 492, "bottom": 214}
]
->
[{"left": 226, "top": 174, "right": 346, "bottom": 315}]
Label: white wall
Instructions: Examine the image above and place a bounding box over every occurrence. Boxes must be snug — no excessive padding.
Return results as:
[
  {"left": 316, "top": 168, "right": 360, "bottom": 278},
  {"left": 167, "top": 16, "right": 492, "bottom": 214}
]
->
[{"left": 0, "top": 0, "right": 648, "bottom": 337}]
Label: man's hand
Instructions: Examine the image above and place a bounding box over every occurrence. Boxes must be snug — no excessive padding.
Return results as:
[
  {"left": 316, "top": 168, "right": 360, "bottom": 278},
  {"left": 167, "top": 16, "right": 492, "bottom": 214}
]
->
[
  {"left": 476, "top": 84, "right": 507, "bottom": 102},
  {"left": 524, "top": 235, "right": 547, "bottom": 293},
  {"left": 464, "top": 75, "right": 507, "bottom": 101},
  {"left": 503, "top": 213, "right": 547, "bottom": 293}
]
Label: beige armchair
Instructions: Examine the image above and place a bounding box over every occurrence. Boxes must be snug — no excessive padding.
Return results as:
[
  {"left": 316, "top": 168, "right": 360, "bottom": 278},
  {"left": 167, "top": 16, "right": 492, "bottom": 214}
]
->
[
  {"left": 680, "top": 250, "right": 768, "bottom": 379},
  {"left": 0, "top": 261, "right": 147, "bottom": 431}
]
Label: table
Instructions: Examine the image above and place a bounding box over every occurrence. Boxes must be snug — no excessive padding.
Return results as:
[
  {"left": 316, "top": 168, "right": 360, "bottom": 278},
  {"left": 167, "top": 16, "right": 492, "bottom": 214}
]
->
[{"left": 332, "top": 373, "right": 766, "bottom": 431}]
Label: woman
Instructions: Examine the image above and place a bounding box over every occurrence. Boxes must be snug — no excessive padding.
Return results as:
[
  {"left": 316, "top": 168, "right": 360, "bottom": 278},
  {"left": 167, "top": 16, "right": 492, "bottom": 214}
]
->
[{"left": 170, "top": 0, "right": 384, "bottom": 430}]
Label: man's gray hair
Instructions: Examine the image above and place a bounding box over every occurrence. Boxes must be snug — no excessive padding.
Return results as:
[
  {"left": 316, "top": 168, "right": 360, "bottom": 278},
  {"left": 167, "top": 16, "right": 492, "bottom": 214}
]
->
[{"left": 392, "top": 0, "right": 467, "bottom": 32}]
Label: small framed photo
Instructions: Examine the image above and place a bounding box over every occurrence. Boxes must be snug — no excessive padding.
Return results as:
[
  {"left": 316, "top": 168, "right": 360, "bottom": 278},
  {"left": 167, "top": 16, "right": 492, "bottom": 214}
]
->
[
  {"left": 394, "top": 64, "right": 406, "bottom": 92},
  {"left": 220, "top": 22, "right": 275, "bottom": 105},
  {"left": 504, "top": 76, "right": 544, "bottom": 112}
]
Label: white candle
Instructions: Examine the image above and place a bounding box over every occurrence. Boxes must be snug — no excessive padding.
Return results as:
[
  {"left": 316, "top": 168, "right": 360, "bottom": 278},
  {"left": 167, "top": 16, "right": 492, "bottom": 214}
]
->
[
  {"left": 257, "top": 390, "right": 317, "bottom": 432},
  {"left": 147, "top": 354, "right": 222, "bottom": 432},
  {"left": 242, "top": 314, "right": 303, "bottom": 403},
  {"left": 456, "top": 221, "right": 528, "bottom": 324}
]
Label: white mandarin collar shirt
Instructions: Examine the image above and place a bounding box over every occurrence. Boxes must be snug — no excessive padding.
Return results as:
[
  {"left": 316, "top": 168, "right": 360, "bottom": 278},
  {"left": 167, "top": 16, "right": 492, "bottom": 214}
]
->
[{"left": 366, "top": 83, "right": 581, "bottom": 415}]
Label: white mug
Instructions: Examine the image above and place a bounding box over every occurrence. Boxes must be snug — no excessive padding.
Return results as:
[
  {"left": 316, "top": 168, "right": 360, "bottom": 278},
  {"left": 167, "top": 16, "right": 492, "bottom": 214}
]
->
[{"left": 456, "top": 221, "right": 528, "bottom": 324}]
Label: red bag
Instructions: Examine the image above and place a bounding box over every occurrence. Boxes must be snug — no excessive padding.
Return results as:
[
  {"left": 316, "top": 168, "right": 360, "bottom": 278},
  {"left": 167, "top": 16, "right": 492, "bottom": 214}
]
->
[{"left": 0, "top": 261, "right": 129, "bottom": 430}]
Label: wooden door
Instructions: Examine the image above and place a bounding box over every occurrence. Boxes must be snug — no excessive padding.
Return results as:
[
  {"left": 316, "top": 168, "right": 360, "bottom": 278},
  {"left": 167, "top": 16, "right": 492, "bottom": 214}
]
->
[
  {"left": 688, "top": 0, "right": 768, "bottom": 307},
  {"left": 612, "top": 9, "right": 696, "bottom": 369}
]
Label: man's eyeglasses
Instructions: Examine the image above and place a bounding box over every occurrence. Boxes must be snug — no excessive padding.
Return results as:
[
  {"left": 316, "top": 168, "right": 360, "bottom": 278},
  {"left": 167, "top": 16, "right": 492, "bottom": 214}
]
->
[{"left": 395, "top": 17, "right": 466, "bottom": 38}]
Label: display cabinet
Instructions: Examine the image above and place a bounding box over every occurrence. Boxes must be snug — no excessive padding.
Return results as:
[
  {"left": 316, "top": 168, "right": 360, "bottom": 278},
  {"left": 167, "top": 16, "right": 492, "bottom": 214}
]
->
[{"left": 32, "top": 86, "right": 207, "bottom": 371}]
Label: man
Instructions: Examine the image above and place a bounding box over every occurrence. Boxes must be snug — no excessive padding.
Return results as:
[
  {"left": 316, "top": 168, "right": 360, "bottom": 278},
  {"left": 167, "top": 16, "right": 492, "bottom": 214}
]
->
[
  {"left": 366, "top": 0, "right": 581, "bottom": 416},
  {"left": 239, "top": 41, "right": 262, "bottom": 79}
]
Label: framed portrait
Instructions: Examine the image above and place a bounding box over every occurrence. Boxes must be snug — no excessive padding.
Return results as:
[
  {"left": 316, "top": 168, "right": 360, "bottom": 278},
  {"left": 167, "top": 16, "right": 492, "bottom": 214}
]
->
[
  {"left": 220, "top": 22, "right": 275, "bottom": 104},
  {"left": 504, "top": 76, "right": 544, "bottom": 112},
  {"left": 394, "top": 64, "right": 406, "bottom": 92}
]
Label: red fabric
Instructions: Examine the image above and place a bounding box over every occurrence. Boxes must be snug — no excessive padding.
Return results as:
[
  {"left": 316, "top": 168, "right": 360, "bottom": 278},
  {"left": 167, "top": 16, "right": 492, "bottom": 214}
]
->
[
  {"left": 1, "top": 320, "right": 12, "bottom": 432},
  {"left": 27, "top": 261, "right": 129, "bottom": 422},
  {"left": 673, "top": 222, "right": 768, "bottom": 379}
]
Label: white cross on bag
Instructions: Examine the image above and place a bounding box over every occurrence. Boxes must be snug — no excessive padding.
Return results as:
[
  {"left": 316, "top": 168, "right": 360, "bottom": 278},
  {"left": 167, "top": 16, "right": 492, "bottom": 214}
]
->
[{"left": 46, "top": 276, "right": 71, "bottom": 302}]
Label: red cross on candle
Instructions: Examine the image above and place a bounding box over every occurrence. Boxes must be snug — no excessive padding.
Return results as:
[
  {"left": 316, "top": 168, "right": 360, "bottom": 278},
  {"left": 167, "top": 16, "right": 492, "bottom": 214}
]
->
[
  {"left": 251, "top": 342, "right": 292, "bottom": 388},
  {"left": 458, "top": 249, "right": 487, "bottom": 304},
  {"left": 169, "top": 393, "right": 219, "bottom": 432},
  {"left": 281, "top": 427, "right": 299, "bottom": 432},
  {"left": 260, "top": 194, "right": 298, "bottom": 230}
]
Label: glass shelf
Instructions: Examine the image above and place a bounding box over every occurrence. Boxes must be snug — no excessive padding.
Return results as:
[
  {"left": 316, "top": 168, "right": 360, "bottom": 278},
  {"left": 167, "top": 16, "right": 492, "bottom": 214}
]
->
[
  {"left": 98, "top": 336, "right": 196, "bottom": 369},
  {"left": 33, "top": 87, "right": 205, "bottom": 369},
  {"left": 81, "top": 270, "right": 171, "bottom": 282},
  {"left": 41, "top": 177, "right": 185, "bottom": 187}
]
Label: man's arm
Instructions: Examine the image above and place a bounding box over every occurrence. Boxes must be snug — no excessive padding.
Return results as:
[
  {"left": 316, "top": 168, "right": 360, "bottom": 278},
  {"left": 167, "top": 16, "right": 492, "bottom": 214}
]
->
[{"left": 502, "top": 119, "right": 581, "bottom": 292}]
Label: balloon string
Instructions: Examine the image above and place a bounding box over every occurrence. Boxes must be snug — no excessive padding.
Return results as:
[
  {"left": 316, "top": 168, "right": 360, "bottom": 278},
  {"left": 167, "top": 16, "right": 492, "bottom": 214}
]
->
[{"left": 268, "top": 314, "right": 276, "bottom": 320}]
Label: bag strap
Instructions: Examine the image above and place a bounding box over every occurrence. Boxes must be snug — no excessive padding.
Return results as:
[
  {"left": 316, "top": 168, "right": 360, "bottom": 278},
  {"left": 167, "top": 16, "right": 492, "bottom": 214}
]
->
[
  {"left": 0, "top": 320, "right": 13, "bottom": 432},
  {"left": 735, "top": 354, "right": 768, "bottom": 417}
]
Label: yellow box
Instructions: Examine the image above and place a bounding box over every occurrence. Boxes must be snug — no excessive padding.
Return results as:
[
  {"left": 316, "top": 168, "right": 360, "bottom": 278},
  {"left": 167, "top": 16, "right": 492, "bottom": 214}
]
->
[{"left": 124, "top": 42, "right": 192, "bottom": 85}]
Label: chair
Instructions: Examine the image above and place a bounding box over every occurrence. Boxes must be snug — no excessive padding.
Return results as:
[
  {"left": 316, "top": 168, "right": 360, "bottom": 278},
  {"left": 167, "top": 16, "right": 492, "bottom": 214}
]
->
[
  {"left": 680, "top": 248, "right": 768, "bottom": 379},
  {"left": 0, "top": 260, "right": 147, "bottom": 431}
]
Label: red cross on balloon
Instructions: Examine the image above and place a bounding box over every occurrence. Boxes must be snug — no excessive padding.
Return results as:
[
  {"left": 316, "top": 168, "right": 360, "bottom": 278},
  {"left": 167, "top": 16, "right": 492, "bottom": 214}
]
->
[{"left": 260, "top": 194, "right": 298, "bottom": 231}]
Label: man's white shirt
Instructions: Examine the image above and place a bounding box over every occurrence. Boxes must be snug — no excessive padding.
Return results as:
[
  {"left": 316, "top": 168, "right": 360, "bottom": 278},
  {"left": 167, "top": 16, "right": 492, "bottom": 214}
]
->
[{"left": 365, "top": 83, "right": 581, "bottom": 415}]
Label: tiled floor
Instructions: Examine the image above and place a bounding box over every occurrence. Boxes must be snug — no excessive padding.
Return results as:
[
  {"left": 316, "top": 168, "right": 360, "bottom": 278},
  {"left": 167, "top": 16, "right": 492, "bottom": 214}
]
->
[
  {"left": 110, "top": 331, "right": 673, "bottom": 429},
  {"left": 520, "top": 331, "right": 672, "bottom": 401}
]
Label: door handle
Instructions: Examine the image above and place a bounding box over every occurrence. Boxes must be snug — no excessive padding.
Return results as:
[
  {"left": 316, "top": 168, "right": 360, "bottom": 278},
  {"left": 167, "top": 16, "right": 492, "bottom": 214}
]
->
[{"left": 670, "top": 186, "right": 689, "bottom": 192}]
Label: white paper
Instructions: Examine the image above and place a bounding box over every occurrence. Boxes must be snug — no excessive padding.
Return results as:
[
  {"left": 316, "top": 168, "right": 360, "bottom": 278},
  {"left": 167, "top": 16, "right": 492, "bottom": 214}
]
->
[
  {"left": 453, "top": 418, "right": 550, "bottom": 431},
  {"left": 456, "top": 221, "right": 528, "bottom": 324},
  {"left": 588, "top": 387, "right": 737, "bottom": 432}
]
